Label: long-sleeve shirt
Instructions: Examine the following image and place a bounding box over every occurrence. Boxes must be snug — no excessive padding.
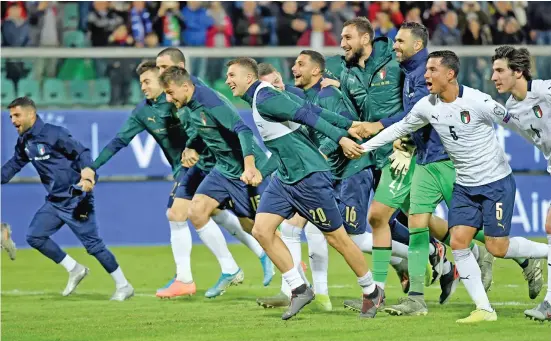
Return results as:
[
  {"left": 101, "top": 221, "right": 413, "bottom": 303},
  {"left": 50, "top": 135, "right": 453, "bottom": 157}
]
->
[
  {"left": 362, "top": 85, "right": 512, "bottom": 187},
  {"left": 241, "top": 80, "right": 352, "bottom": 184},
  {"left": 2, "top": 117, "right": 95, "bottom": 200},
  {"left": 185, "top": 84, "right": 268, "bottom": 179}
]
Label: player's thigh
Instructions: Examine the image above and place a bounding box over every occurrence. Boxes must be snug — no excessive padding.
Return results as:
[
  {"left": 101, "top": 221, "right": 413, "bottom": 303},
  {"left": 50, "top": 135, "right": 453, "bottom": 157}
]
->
[
  {"left": 338, "top": 169, "right": 374, "bottom": 235},
  {"left": 223, "top": 174, "right": 270, "bottom": 219},
  {"left": 448, "top": 183, "right": 483, "bottom": 232},
  {"left": 409, "top": 162, "right": 446, "bottom": 216},
  {"left": 481, "top": 173, "right": 516, "bottom": 239},
  {"left": 27, "top": 202, "right": 65, "bottom": 238},
  {"left": 238, "top": 217, "right": 254, "bottom": 234},
  {"left": 437, "top": 160, "right": 456, "bottom": 207},
  {"left": 257, "top": 176, "right": 295, "bottom": 224},
  {"left": 290, "top": 171, "right": 343, "bottom": 233},
  {"left": 61, "top": 201, "right": 104, "bottom": 250},
  {"left": 192, "top": 170, "right": 232, "bottom": 217},
  {"left": 167, "top": 165, "right": 207, "bottom": 213},
  {"left": 285, "top": 213, "right": 308, "bottom": 228},
  {"left": 372, "top": 162, "right": 413, "bottom": 218}
]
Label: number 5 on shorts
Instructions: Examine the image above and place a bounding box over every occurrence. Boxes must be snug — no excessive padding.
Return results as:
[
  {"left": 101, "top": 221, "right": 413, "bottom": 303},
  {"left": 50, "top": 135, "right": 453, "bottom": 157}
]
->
[{"left": 496, "top": 202, "right": 503, "bottom": 220}]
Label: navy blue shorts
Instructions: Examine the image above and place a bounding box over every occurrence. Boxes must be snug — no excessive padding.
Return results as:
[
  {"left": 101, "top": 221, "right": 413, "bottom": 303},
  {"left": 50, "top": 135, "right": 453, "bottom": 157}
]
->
[
  {"left": 28, "top": 195, "right": 103, "bottom": 251},
  {"left": 449, "top": 174, "right": 516, "bottom": 237},
  {"left": 167, "top": 165, "right": 209, "bottom": 208},
  {"left": 257, "top": 171, "right": 343, "bottom": 232},
  {"left": 335, "top": 168, "right": 374, "bottom": 235},
  {"left": 195, "top": 169, "right": 269, "bottom": 219}
]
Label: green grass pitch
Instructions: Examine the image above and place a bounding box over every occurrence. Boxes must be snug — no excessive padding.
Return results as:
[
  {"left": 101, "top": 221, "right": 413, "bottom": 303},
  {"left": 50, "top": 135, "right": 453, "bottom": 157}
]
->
[{"left": 2, "top": 243, "right": 549, "bottom": 341}]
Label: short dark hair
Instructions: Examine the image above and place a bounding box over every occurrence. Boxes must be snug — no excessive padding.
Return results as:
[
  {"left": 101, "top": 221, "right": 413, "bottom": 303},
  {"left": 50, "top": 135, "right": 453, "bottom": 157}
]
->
[
  {"left": 427, "top": 50, "right": 460, "bottom": 79},
  {"left": 400, "top": 22, "right": 429, "bottom": 48},
  {"left": 343, "top": 17, "right": 375, "bottom": 43},
  {"left": 7, "top": 96, "right": 36, "bottom": 111},
  {"left": 258, "top": 63, "right": 278, "bottom": 77},
  {"left": 226, "top": 57, "right": 259, "bottom": 78},
  {"left": 157, "top": 47, "right": 186, "bottom": 66},
  {"left": 136, "top": 60, "right": 159, "bottom": 76},
  {"left": 492, "top": 46, "right": 532, "bottom": 81},
  {"left": 158, "top": 66, "right": 192, "bottom": 88},
  {"left": 299, "top": 50, "right": 326, "bottom": 72}
]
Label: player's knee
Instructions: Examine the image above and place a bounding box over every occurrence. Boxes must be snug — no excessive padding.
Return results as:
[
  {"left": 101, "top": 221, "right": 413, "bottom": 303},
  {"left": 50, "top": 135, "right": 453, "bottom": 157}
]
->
[
  {"left": 485, "top": 239, "right": 508, "bottom": 258},
  {"left": 368, "top": 211, "right": 387, "bottom": 230},
  {"left": 252, "top": 224, "right": 270, "bottom": 245},
  {"left": 83, "top": 237, "right": 106, "bottom": 255},
  {"left": 449, "top": 231, "right": 470, "bottom": 250},
  {"left": 188, "top": 202, "right": 209, "bottom": 229},
  {"left": 26, "top": 235, "right": 46, "bottom": 249},
  {"left": 167, "top": 207, "right": 187, "bottom": 222}
]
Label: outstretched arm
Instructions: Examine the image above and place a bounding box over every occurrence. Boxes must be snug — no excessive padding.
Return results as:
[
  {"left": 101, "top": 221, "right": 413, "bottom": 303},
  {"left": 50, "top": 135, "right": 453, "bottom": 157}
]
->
[{"left": 1, "top": 143, "right": 29, "bottom": 184}]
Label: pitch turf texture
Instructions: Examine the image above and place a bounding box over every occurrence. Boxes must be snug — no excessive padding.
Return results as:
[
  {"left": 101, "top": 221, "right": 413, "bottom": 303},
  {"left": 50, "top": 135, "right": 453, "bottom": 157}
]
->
[{"left": 2, "top": 243, "right": 549, "bottom": 341}]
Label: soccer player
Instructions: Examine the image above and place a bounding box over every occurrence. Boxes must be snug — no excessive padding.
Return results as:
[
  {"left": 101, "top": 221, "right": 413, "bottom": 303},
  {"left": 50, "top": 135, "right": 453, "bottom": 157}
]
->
[
  {"left": 1, "top": 222, "right": 16, "bottom": 260},
  {"left": 337, "top": 17, "right": 449, "bottom": 297},
  {"left": 82, "top": 61, "right": 271, "bottom": 299},
  {"left": 489, "top": 45, "right": 550, "bottom": 321},
  {"left": 361, "top": 50, "right": 549, "bottom": 323},
  {"left": 226, "top": 57, "right": 384, "bottom": 321},
  {"left": 2, "top": 97, "right": 133, "bottom": 300}
]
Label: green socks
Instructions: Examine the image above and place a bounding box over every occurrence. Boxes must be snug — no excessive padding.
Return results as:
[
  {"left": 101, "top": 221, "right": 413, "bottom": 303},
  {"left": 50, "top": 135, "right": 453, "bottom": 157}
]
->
[
  {"left": 408, "top": 227, "right": 430, "bottom": 294},
  {"left": 372, "top": 247, "right": 392, "bottom": 286}
]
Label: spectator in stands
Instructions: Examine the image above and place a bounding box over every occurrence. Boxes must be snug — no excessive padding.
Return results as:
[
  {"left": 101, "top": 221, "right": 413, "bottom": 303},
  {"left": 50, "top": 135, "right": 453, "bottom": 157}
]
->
[
  {"left": 527, "top": 2, "right": 551, "bottom": 45},
  {"left": 234, "top": 1, "right": 268, "bottom": 46},
  {"left": 422, "top": 1, "right": 448, "bottom": 35},
  {"left": 368, "top": 2, "right": 403, "bottom": 27},
  {"left": 404, "top": 6, "right": 423, "bottom": 24},
  {"left": 374, "top": 10, "right": 398, "bottom": 41},
  {"left": 462, "top": 12, "right": 492, "bottom": 45},
  {"left": 107, "top": 24, "right": 135, "bottom": 106},
  {"left": 152, "top": 1, "right": 184, "bottom": 46},
  {"left": 130, "top": 1, "right": 152, "bottom": 48},
  {"left": 182, "top": 1, "right": 213, "bottom": 46},
  {"left": 431, "top": 10, "right": 461, "bottom": 45},
  {"left": 326, "top": 1, "right": 355, "bottom": 39},
  {"left": 206, "top": 1, "right": 234, "bottom": 47},
  {"left": 457, "top": 1, "right": 491, "bottom": 36},
  {"left": 87, "top": 1, "right": 124, "bottom": 47},
  {"left": 27, "top": 1, "right": 62, "bottom": 79},
  {"left": 277, "top": 1, "right": 307, "bottom": 46},
  {"left": 297, "top": 12, "right": 337, "bottom": 48},
  {"left": 489, "top": 1, "right": 515, "bottom": 39},
  {"left": 494, "top": 16, "right": 525, "bottom": 44},
  {"left": 1, "top": 2, "right": 30, "bottom": 47},
  {"left": 302, "top": 1, "right": 328, "bottom": 24},
  {"left": 144, "top": 31, "right": 159, "bottom": 47}
]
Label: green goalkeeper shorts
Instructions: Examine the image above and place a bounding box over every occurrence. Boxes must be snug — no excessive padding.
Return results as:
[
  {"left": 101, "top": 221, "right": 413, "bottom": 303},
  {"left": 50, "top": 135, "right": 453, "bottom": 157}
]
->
[
  {"left": 373, "top": 156, "right": 416, "bottom": 213},
  {"left": 409, "top": 159, "right": 455, "bottom": 215}
]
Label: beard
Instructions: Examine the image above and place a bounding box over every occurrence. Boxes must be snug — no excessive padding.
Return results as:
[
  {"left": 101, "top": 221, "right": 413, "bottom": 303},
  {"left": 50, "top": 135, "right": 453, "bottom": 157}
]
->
[{"left": 345, "top": 46, "right": 365, "bottom": 67}]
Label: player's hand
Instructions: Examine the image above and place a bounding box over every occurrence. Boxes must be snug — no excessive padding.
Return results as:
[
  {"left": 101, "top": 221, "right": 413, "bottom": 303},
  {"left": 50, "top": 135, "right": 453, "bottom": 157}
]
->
[
  {"left": 320, "top": 78, "right": 340, "bottom": 89},
  {"left": 389, "top": 149, "right": 413, "bottom": 176},
  {"left": 393, "top": 136, "right": 416, "bottom": 153},
  {"left": 77, "top": 179, "right": 95, "bottom": 192},
  {"left": 241, "top": 167, "right": 262, "bottom": 186},
  {"left": 350, "top": 121, "right": 384, "bottom": 139},
  {"left": 182, "top": 148, "right": 199, "bottom": 168},
  {"left": 339, "top": 137, "right": 364, "bottom": 159},
  {"left": 80, "top": 167, "right": 96, "bottom": 185}
]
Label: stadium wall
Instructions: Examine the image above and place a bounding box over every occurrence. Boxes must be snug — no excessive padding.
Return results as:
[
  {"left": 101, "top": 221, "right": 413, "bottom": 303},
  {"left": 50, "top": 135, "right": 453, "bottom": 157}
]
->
[{"left": 1, "top": 110, "right": 549, "bottom": 248}]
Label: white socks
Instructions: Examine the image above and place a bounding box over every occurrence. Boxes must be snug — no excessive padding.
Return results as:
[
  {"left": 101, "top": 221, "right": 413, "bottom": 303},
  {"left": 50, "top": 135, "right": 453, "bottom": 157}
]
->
[
  {"left": 196, "top": 218, "right": 239, "bottom": 274},
  {"left": 350, "top": 231, "right": 409, "bottom": 259},
  {"left": 453, "top": 248, "right": 493, "bottom": 312},
  {"left": 60, "top": 254, "right": 77, "bottom": 272},
  {"left": 212, "top": 210, "right": 264, "bottom": 258},
  {"left": 169, "top": 220, "right": 193, "bottom": 283},
  {"left": 305, "top": 222, "right": 329, "bottom": 295},
  {"left": 546, "top": 235, "right": 551, "bottom": 303},
  {"left": 110, "top": 266, "right": 129, "bottom": 289},
  {"left": 280, "top": 221, "right": 305, "bottom": 297},
  {"left": 282, "top": 267, "right": 305, "bottom": 291},
  {"left": 357, "top": 271, "right": 376, "bottom": 295},
  {"left": 504, "top": 237, "right": 549, "bottom": 259},
  {"left": 471, "top": 243, "right": 480, "bottom": 261}
]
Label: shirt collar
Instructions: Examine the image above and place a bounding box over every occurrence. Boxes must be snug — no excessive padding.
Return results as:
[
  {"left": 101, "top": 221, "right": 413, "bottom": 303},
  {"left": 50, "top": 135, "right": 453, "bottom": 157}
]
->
[
  {"left": 527, "top": 80, "right": 532, "bottom": 92},
  {"left": 458, "top": 84, "right": 464, "bottom": 98},
  {"left": 242, "top": 80, "right": 261, "bottom": 104},
  {"left": 187, "top": 83, "right": 202, "bottom": 111},
  {"left": 147, "top": 92, "right": 166, "bottom": 105},
  {"left": 401, "top": 48, "right": 428, "bottom": 73},
  {"left": 22, "top": 115, "right": 45, "bottom": 139}
]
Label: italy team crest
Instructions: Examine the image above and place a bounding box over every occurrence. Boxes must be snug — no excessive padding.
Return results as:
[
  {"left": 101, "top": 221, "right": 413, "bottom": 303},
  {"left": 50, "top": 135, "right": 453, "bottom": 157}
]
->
[
  {"left": 379, "top": 68, "right": 386, "bottom": 80},
  {"left": 533, "top": 105, "right": 543, "bottom": 118},
  {"left": 201, "top": 112, "right": 207, "bottom": 125},
  {"left": 460, "top": 111, "right": 471, "bottom": 124},
  {"left": 37, "top": 144, "right": 46, "bottom": 155}
]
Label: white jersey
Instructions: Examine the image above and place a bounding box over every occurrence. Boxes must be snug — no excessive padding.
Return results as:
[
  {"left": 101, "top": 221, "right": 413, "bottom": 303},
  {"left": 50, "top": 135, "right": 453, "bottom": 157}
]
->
[
  {"left": 503, "top": 79, "right": 551, "bottom": 174},
  {"left": 362, "top": 85, "right": 512, "bottom": 187}
]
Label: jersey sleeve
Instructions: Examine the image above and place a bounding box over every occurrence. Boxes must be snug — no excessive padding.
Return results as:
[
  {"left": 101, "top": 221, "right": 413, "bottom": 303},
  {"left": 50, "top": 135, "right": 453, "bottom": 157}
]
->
[
  {"left": 286, "top": 88, "right": 352, "bottom": 130},
  {"left": 92, "top": 113, "right": 145, "bottom": 170},
  {"left": 534, "top": 79, "right": 551, "bottom": 105},
  {"left": 1, "top": 141, "right": 29, "bottom": 184},
  {"left": 361, "top": 103, "right": 429, "bottom": 152},
  {"left": 256, "top": 88, "right": 349, "bottom": 143},
  {"left": 210, "top": 105, "right": 255, "bottom": 157},
  {"left": 380, "top": 76, "right": 429, "bottom": 128},
  {"left": 317, "top": 87, "right": 357, "bottom": 155}
]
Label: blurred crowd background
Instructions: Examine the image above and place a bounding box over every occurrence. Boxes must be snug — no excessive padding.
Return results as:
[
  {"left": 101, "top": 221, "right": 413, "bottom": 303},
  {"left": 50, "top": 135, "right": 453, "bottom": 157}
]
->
[{"left": 1, "top": 1, "right": 550, "bottom": 107}]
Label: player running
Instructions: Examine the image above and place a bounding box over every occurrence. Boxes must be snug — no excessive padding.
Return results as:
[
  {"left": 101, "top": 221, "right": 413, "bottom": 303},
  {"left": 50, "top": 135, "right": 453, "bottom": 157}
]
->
[
  {"left": 490, "top": 45, "right": 550, "bottom": 321},
  {"left": 227, "top": 57, "right": 385, "bottom": 320},
  {"left": 361, "top": 50, "right": 549, "bottom": 323},
  {"left": 2, "top": 97, "right": 133, "bottom": 300}
]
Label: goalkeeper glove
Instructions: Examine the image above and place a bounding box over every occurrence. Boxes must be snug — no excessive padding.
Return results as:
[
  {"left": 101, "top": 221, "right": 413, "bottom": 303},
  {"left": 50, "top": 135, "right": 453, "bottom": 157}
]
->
[{"left": 389, "top": 137, "right": 416, "bottom": 176}]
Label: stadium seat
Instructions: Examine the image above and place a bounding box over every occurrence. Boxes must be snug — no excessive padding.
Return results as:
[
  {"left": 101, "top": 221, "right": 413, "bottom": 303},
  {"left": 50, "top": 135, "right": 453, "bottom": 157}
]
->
[
  {"left": 62, "top": 3, "right": 79, "bottom": 30},
  {"left": 68, "top": 80, "right": 93, "bottom": 105},
  {"left": 1, "top": 78, "right": 16, "bottom": 105},
  {"left": 17, "top": 78, "right": 42, "bottom": 105},
  {"left": 129, "top": 79, "right": 144, "bottom": 105},
  {"left": 92, "top": 78, "right": 111, "bottom": 105},
  {"left": 63, "top": 31, "right": 86, "bottom": 48},
  {"left": 42, "top": 78, "right": 68, "bottom": 105}
]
